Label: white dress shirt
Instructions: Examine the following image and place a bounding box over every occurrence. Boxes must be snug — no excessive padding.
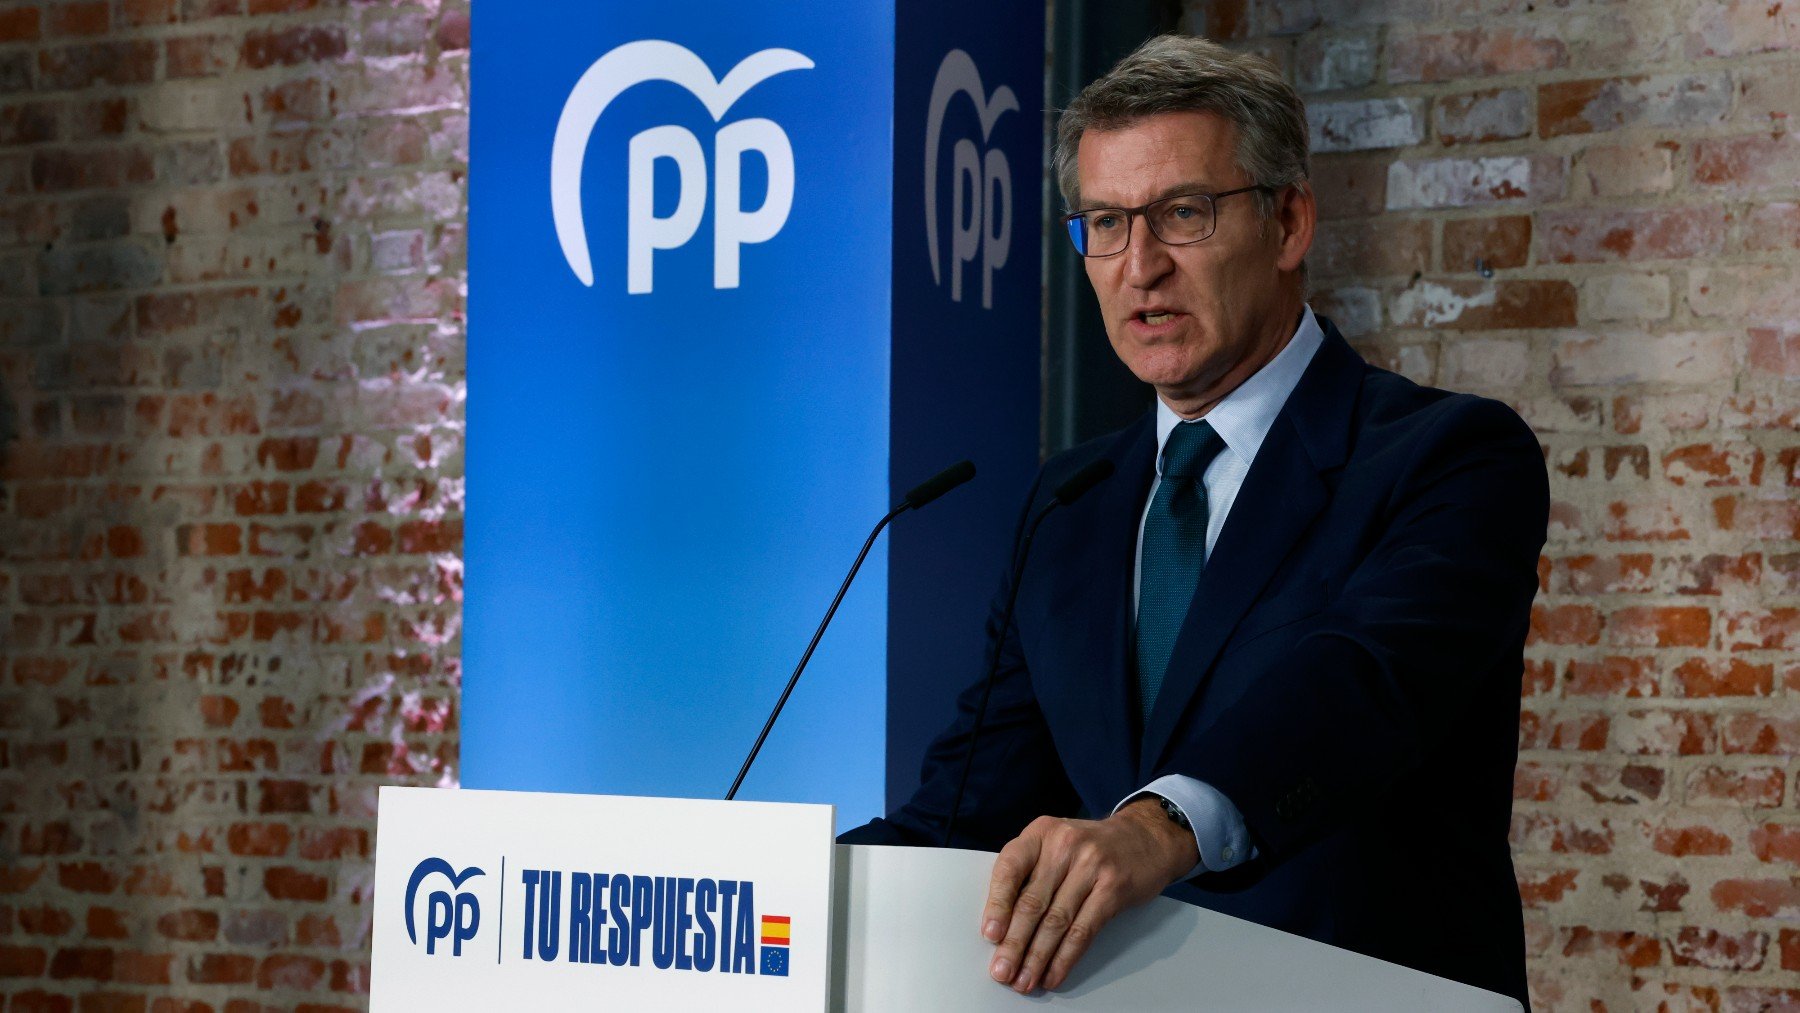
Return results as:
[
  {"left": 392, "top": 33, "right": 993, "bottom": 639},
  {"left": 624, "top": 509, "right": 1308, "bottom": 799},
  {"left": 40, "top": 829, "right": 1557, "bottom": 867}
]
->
[{"left": 1112, "top": 305, "right": 1325, "bottom": 877}]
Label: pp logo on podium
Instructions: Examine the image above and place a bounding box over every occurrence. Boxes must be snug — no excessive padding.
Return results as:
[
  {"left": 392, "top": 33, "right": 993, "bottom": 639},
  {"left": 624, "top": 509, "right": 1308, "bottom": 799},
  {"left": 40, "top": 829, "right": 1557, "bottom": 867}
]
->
[
  {"left": 404, "top": 858, "right": 486, "bottom": 957},
  {"left": 552, "top": 40, "right": 814, "bottom": 295}
]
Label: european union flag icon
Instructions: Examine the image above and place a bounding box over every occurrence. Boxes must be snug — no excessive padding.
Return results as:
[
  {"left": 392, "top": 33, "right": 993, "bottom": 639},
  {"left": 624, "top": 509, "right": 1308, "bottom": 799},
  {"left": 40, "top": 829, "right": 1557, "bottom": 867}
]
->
[{"left": 761, "top": 945, "right": 789, "bottom": 977}]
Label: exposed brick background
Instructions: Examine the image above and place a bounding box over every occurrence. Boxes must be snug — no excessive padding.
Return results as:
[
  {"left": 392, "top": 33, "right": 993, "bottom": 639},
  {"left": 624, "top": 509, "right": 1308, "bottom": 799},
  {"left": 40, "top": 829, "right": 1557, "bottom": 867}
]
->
[
  {"left": 0, "top": 0, "right": 467, "bottom": 1007},
  {"left": 1, "top": 0, "right": 1793, "bottom": 1007},
  {"left": 1187, "top": 0, "right": 1799, "bottom": 1008}
]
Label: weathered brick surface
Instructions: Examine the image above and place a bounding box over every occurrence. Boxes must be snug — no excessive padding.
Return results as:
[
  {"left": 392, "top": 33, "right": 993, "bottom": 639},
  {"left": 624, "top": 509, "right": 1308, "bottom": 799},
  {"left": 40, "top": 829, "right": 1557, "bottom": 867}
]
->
[
  {"left": 1196, "top": 0, "right": 1799, "bottom": 1006},
  {"left": 0, "top": 0, "right": 467, "bottom": 1007}
]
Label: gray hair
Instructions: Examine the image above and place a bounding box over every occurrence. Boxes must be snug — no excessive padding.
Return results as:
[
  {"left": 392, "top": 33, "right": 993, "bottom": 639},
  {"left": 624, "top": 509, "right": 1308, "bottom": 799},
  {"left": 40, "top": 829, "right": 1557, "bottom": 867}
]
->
[{"left": 1054, "top": 35, "right": 1310, "bottom": 218}]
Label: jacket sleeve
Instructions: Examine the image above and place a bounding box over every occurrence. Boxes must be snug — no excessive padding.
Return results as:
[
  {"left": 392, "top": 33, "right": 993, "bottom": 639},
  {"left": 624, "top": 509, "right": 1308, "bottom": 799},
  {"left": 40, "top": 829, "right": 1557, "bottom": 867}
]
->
[
  {"left": 1154, "top": 395, "right": 1549, "bottom": 859},
  {"left": 838, "top": 472, "right": 1082, "bottom": 851}
]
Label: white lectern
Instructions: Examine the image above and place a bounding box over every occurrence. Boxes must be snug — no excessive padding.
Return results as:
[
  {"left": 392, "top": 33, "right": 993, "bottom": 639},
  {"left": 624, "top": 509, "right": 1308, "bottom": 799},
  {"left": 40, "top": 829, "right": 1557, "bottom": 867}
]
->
[{"left": 370, "top": 787, "right": 1523, "bottom": 1011}]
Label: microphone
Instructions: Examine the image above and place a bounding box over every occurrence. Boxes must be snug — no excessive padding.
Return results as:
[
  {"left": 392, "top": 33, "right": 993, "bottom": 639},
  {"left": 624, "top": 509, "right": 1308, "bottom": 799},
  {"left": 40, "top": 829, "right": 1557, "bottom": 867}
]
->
[
  {"left": 726, "top": 460, "right": 977, "bottom": 801},
  {"left": 904, "top": 459, "right": 976, "bottom": 510},
  {"left": 942, "top": 458, "right": 1114, "bottom": 847}
]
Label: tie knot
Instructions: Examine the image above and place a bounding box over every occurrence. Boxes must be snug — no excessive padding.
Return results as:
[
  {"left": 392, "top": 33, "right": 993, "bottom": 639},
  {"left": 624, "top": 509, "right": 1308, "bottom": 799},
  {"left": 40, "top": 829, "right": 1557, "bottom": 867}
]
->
[{"left": 1161, "top": 420, "right": 1225, "bottom": 480}]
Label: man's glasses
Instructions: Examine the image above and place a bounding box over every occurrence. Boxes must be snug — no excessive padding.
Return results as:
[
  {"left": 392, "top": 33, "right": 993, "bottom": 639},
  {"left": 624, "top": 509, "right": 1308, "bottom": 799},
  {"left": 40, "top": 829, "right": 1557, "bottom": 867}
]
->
[{"left": 1062, "top": 185, "right": 1273, "bottom": 258}]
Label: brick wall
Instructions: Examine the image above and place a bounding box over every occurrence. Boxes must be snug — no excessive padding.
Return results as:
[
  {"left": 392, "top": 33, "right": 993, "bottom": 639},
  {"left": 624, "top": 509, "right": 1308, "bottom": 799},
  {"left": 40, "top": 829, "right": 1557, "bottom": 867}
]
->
[
  {"left": 0, "top": 0, "right": 467, "bottom": 1007},
  {"left": 2, "top": 0, "right": 1794, "bottom": 1007},
  {"left": 1187, "top": 0, "right": 1799, "bottom": 1008}
]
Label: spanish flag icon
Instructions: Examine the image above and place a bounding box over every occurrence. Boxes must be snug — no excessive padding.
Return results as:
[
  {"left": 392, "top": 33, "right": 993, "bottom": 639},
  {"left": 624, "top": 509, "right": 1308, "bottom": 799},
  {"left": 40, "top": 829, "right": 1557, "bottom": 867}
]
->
[{"left": 760, "top": 915, "right": 791, "bottom": 977}]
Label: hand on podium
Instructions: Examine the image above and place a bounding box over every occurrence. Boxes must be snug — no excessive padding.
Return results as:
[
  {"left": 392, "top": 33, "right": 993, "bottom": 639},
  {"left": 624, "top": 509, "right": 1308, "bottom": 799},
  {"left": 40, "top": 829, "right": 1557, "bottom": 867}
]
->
[{"left": 980, "top": 798, "right": 1200, "bottom": 995}]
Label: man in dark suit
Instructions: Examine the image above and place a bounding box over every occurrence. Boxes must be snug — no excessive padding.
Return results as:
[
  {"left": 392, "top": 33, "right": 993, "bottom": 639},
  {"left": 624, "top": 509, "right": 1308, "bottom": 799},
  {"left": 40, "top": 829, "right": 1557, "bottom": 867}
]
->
[{"left": 842, "top": 35, "right": 1546, "bottom": 1006}]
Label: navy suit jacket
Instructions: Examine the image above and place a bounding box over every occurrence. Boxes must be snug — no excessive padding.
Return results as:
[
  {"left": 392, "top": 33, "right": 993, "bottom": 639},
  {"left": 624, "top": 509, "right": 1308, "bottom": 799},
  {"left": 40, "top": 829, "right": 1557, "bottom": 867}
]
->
[{"left": 843, "top": 316, "right": 1548, "bottom": 1006}]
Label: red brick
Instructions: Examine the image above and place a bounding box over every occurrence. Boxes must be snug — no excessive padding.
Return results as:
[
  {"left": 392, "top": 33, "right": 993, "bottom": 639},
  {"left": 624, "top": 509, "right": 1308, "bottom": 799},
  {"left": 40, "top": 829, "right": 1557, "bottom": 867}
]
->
[
  {"left": 1389, "top": 27, "right": 1565, "bottom": 84},
  {"left": 17, "top": 904, "right": 76, "bottom": 935},
  {"left": 1663, "top": 443, "right": 1763, "bottom": 487},
  {"left": 1559, "top": 926, "right": 1661, "bottom": 968},
  {"left": 1746, "top": 203, "right": 1800, "bottom": 252},
  {"left": 1517, "top": 706, "right": 1607, "bottom": 751},
  {"left": 1722, "top": 715, "right": 1800, "bottom": 755},
  {"left": 1517, "top": 868, "right": 1579, "bottom": 908},
  {"left": 47, "top": 2, "right": 108, "bottom": 36},
  {"left": 1614, "top": 709, "right": 1715, "bottom": 756},
  {"left": 120, "top": 0, "right": 177, "bottom": 25},
  {"left": 1538, "top": 74, "right": 1730, "bottom": 138},
  {"left": 256, "top": 780, "right": 311, "bottom": 815},
  {"left": 1547, "top": 554, "right": 1655, "bottom": 595},
  {"left": 1650, "top": 823, "right": 1734, "bottom": 856},
  {"left": 115, "top": 950, "right": 172, "bottom": 985},
  {"left": 1441, "top": 215, "right": 1530, "bottom": 273},
  {"left": 36, "top": 41, "right": 157, "bottom": 90},
  {"left": 1671, "top": 927, "right": 1766, "bottom": 971},
  {"left": 1540, "top": 206, "right": 1727, "bottom": 264},
  {"left": 187, "top": 952, "right": 254, "bottom": 985},
  {"left": 232, "top": 481, "right": 290, "bottom": 516},
  {"left": 1309, "top": 218, "right": 1430, "bottom": 280},
  {"left": 1433, "top": 88, "right": 1530, "bottom": 145},
  {"left": 1695, "top": 132, "right": 1800, "bottom": 191},
  {"left": 1310, "top": 155, "right": 1386, "bottom": 219},
  {"left": 295, "top": 913, "right": 340, "bottom": 948},
  {"left": 0, "top": 7, "right": 42, "bottom": 42},
  {"left": 262, "top": 867, "right": 327, "bottom": 903},
  {"left": 397, "top": 518, "right": 461, "bottom": 554},
  {"left": 1606, "top": 606, "right": 1711, "bottom": 648},
  {"left": 56, "top": 862, "right": 116, "bottom": 894},
  {"left": 435, "top": 11, "right": 469, "bottom": 51},
  {"left": 1686, "top": 765, "right": 1785, "bottom": 806},
  {"left": 1529, "top": 604, "right": 1603, "bottom": 646},
  {"left": 197, "top": 694, "right": 240, "bottom": 727},
  {"left": 1674, "top": 658, "right": 1773, "bottom": 698},
  {"left": 86, "top": 907, "right": 129, "bottom": 939},
  {"left": 0, "top": 943, "right": 51, "bottom": 977},
  {"left": 165, "top": 33, "right": 233, "bottom": 78},
  {"left": 1563, "top": 656, "right": 1658, "bottom": 698},
  {"left": 1714, "top": 497, "right": 1800, "bottom": 540},
  {"left": 239, "top": 25, "right": 346, "bottom": 70},
  {"left": 47, "top": 945, "right": 112, "bottom": 981},
  {"left": 1511, "top": 813, "right": 1614, "bottom": 854},
  {"left": 1723, "top": 608, "right": 1800, "bottom": 651},
  {"left": 1390, "top": 278, "right": 1575, "bottom": 330},
  {"left": 1712, "top": 879, "right": 1800, "bottom": 918},
  {"left": 1750, "top": 326, "right": 1800, "bottom": 379},
  {"left": 1752, "top": 826, "right": 1800, "bottom": 866},
  {"left": 1686, "top": 0, "right": 1800, "bottom": 57},
  {"left": 290, "top": 827, "right": 364, "bottom": 862},
  {"left": 257, "top": 953, "right": 325, "bottom": 990}
]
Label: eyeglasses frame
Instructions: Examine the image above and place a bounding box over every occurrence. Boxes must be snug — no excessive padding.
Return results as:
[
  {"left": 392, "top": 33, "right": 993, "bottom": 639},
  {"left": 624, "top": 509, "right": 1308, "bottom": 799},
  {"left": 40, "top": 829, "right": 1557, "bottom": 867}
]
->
[{"left": 1061, "top": 184, "right": 1277, "bottom": 258}]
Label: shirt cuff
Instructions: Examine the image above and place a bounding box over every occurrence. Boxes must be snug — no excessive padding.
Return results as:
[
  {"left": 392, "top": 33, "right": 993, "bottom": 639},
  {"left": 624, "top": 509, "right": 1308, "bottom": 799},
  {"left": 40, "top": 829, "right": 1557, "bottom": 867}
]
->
[{"left": 1113, "top": 774, "right": 1255, "bottom": 879}]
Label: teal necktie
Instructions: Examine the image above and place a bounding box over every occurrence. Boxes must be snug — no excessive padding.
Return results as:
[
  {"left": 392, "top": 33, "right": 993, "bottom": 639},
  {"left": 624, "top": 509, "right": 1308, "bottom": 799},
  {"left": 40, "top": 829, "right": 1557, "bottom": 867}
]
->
[{"left": 1137, "top": 420, "right": 1227, "bottom": 724}]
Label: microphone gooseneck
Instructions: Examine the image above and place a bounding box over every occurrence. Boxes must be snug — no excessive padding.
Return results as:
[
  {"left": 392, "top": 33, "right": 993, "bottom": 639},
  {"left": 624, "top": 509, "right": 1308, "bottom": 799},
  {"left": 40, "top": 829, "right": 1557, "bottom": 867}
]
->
[
  {"left": 726, "top": 460, "right": 977, "bottom": 801},
  {"left": 942, "top": 458, "right": 1114, "bottom": 846}
]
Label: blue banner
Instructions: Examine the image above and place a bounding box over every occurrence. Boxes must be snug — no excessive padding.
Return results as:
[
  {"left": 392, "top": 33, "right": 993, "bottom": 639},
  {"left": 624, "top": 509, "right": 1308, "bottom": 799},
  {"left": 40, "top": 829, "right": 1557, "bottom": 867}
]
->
[{"left": 466, "top": 5, "right": 896, "bottom": 825}]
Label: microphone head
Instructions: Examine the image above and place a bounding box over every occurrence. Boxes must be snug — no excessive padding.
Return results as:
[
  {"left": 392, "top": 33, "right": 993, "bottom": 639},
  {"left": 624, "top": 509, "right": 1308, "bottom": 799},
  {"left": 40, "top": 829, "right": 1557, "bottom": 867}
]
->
[
  {"left": 902, "top": 459, "right": 977, "bottom": 511},
  {"left": 1052, "top": 458, "right": 1115, "bottom": 506}
]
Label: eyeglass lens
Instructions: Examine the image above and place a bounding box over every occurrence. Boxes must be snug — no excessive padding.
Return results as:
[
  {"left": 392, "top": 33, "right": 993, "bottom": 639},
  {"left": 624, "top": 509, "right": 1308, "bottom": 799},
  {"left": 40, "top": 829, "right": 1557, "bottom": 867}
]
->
[{"left": 1066, "top": 193, "right": 1218, "bottom": 257}]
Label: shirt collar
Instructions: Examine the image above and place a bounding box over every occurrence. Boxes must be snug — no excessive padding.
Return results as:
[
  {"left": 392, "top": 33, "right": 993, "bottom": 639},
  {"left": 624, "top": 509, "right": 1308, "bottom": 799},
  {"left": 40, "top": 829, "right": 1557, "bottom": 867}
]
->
[{"left": 1154, "top": 304, "right": 1325, "bottom": 475}]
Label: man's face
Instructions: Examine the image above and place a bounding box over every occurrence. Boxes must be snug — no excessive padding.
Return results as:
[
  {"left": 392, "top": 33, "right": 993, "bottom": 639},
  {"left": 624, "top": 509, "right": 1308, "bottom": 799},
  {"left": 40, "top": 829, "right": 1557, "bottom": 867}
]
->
[{"left": 1075, "top": 111, "right": 1307, "bottom": 409}]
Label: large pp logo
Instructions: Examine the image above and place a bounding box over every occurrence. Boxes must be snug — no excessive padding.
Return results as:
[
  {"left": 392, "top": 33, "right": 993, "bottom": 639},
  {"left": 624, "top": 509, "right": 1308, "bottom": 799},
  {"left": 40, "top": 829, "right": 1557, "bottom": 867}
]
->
[
  {"left": 552, "top": 40, "right": 814, "bottom": 294},
  {"left": 404, "top": 858, "right": 486, "bottom": 957},
  {"left": 923, "top": 51, "right": 1016, "bottom": 310}
]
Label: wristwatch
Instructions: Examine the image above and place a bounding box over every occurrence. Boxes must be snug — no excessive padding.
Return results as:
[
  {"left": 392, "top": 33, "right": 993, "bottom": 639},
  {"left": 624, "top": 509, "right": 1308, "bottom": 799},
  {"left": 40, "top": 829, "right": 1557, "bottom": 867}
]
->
[{"left": 1159, "top": 795, "right": 1192, "bottom": 831}]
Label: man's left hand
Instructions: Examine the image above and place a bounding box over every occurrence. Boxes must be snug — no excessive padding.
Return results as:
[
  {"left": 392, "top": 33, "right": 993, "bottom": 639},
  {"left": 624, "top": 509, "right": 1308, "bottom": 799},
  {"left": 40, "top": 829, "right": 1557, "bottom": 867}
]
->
[{"left": 981, "top": 799, "right": 1199, "bottom": 994}]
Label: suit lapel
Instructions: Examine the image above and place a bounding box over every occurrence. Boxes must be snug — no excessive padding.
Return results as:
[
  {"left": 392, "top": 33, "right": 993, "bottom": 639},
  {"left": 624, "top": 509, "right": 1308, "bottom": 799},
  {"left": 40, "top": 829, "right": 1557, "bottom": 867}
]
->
[
  {"left": 1042, "top": 416, "right": 1154, "bottom": 804},
  {"left": 1137, "top": 320, "right": 1364, "bottom": 774}
]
